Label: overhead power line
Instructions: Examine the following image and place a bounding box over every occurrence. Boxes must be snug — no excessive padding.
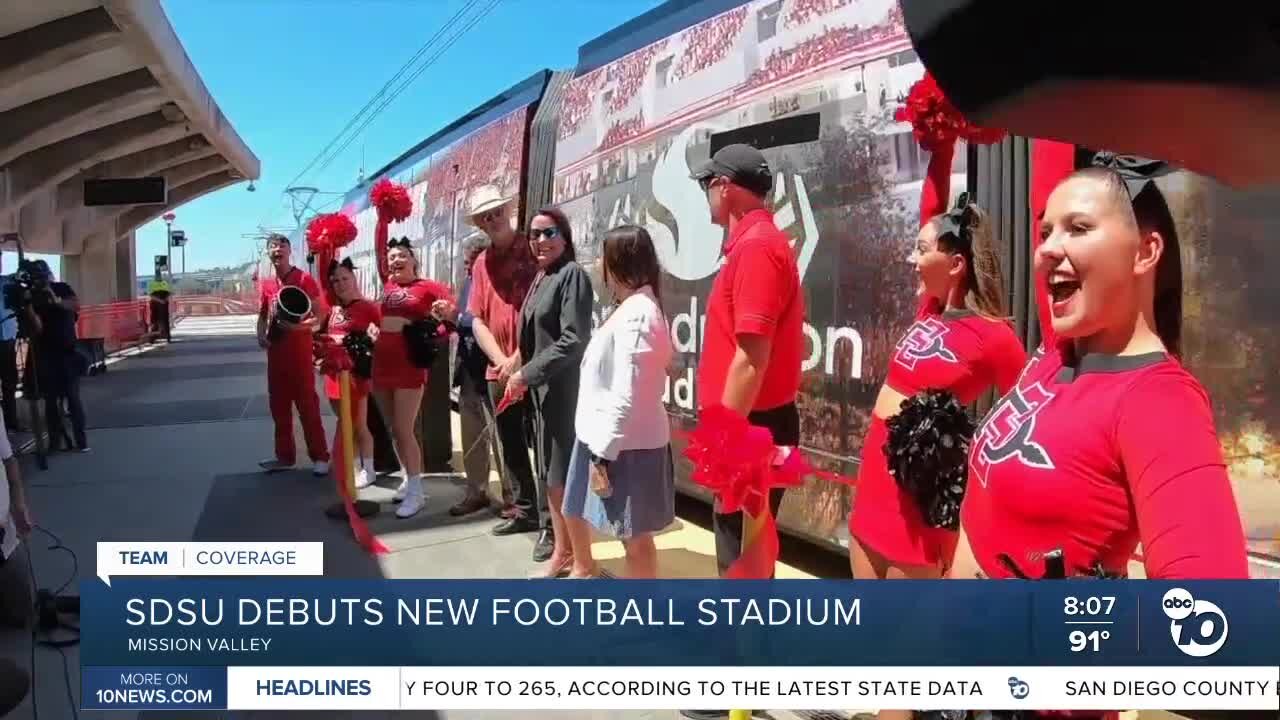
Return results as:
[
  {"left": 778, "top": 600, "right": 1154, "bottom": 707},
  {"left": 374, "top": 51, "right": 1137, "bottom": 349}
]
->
[
  {"left": 281, "top": 0, "right": 486, "bottom": 191},
  {"left": 254, "top": 0, "right": 492, "bottom": 232},
  {"left": 310, "top": 0, "right": 503, "bottom": 180}
]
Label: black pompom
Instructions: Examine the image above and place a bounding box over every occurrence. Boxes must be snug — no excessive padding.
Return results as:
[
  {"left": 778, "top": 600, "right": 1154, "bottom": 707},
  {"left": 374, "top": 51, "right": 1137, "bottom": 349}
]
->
[
  {"left": 343, "top": 330, "right": 375, "bottom": 379},
  {"left": 882, "top": 389, "right": 976, "bottom": 530},
  {"left": 402, "top": 319, "right": 445, "bottom": 369}
]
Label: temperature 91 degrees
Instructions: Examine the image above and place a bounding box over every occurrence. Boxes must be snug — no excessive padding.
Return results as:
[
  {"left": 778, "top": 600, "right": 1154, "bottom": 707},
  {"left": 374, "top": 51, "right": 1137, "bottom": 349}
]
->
[
  {"left": 1070, "top": 629, "right": 1111, "bottom": 652},
  {"left": 1064, "top": 596, "right": 1117, "bottom": 653}
]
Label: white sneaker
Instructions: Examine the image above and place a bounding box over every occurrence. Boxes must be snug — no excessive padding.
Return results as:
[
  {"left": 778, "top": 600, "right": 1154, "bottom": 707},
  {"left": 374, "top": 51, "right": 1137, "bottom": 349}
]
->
[
  {"left": 396, "top": 479, "right": 426, "bottom": 519},
  {"left": 312, "top": 461, "right": 329, "bottom": 477},
  {"left": 394, "top": 475, "right": 409, "bottom": 502},
  {"left": 354, "top": 466, "right": 373, "bottom": 489}
]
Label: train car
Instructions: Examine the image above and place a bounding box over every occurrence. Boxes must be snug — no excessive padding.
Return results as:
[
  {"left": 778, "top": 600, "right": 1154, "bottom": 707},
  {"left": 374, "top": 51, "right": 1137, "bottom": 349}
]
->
[{"left": 337, "top": 0, "right": 1278, "bottom": 578}]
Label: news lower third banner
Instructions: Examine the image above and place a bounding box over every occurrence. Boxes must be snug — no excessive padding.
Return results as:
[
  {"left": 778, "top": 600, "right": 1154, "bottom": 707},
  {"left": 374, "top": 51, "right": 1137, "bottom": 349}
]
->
[{"left": 81, "top": 545, "right": 1278, "bottom": 711}]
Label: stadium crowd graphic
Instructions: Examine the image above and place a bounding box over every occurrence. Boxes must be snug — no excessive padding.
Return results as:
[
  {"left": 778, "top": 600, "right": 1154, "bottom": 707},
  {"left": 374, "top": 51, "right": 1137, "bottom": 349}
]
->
[
  {"left": 672, "top": 6, "right": 749, "bottom": 80},
  {"left": 606, "top": 40, "right": 670, "bottom": 115},
  {"left": 744, "top": 12, "right": 906, "bottom": 91},
  {"left": 783, "top": 0, "right": 856, "bottom": 29}
]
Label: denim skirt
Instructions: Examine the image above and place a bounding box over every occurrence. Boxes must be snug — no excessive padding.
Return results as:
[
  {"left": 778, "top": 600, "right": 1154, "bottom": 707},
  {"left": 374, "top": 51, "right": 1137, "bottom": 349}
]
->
[{"left": 562, "top": 439, "right": 675, "bottom": 538}]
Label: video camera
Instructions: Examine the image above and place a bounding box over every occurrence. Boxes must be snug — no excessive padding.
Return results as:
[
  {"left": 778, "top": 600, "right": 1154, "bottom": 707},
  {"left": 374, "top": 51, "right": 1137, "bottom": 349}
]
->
[{"left": 1, "top": 232, "right": 57, "bottom": 337}]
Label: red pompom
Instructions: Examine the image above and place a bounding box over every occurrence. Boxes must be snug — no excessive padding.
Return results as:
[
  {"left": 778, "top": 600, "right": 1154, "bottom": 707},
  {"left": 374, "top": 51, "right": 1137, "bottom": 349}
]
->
[
  {"left": 313, "top": 334, "right": 353, "bottom": 375},
  {"left": 682, "top": 405, "right": 807, "bottom": 518},
  {"left": 306, "top": 213, "right": 357, "bottom": 255},
  {"left": 895, "top": 72, "right": 1006, "bottom": 152},
  {"left": 370, "top": 179, "right": 412, "bottom": 224}
]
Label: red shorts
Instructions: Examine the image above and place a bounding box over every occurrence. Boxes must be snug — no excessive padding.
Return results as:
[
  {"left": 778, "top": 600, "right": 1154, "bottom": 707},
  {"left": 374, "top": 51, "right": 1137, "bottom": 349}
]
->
[
  {"left": 372, "top": 333, "right": 426, "bottom": 390},
  {"left": 323, "top": 373, "right": 371, "bottom": 401},
  {"left": 848, "top": 415, "right": 958, "bottom": 568}
]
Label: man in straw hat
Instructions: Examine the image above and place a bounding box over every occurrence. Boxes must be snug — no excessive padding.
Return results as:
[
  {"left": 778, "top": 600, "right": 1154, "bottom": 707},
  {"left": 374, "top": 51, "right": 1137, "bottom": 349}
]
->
[{"left": 463, "top": 185, "right": 547, "bottom": 560}]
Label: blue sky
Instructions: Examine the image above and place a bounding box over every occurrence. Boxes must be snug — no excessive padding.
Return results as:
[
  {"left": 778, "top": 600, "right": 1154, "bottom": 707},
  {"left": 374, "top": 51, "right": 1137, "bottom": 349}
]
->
[{"left": 124, "top": 0, "right": 663, "bottom": 276}]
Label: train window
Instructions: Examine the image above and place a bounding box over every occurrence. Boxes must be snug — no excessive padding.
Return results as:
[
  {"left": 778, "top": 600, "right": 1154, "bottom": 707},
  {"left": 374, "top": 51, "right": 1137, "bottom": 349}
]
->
[
  {"left": 888, "top": 49, "right": 919, "bottom": 68},
  {"left": 656, "top": 56, "right": 673, "bottom": 88},
  {"left": 709, "top": 113, "right": 821, "bottom": 154},
  {"left": 757, "top": 2, "right": 782, "bottom": 42}
]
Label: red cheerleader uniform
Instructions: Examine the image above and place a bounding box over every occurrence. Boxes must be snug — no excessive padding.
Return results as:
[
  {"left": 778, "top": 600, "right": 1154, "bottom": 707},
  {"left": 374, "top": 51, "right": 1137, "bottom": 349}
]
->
[
  {"left": 372, "top": 278, "right": 452, "bottom": 390},
  {"left": 849, "top": 298, "right": 1026, "bottom": 567},
  {"left": 963, "top": 344, "right": 1249, "bottom": 580},
  {"left": 324, "top": 299, "right": 381, "bottom": 401}
]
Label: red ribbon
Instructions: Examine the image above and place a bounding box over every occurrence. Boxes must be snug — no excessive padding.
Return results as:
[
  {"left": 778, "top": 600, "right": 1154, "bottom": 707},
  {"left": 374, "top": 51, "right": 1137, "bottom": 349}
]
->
[
  {"left": 329, "top": 417, "right": 389, "bottom": 556},
  {"left": 681, "top": 406, "right": 854, "bottom": 579},
  {"left": 313, "top": 336, "right": 388, "bottom": 555}
]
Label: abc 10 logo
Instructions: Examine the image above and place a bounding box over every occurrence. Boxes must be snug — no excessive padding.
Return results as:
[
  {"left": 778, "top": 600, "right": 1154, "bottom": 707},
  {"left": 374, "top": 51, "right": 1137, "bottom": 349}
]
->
[{"left": 1162, "top": 588, "right": 1229, "bottom": 658}]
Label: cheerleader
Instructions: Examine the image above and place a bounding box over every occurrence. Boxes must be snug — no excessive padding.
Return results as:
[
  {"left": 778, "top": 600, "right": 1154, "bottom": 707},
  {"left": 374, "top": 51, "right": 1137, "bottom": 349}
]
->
[
  {"left": 952, "top": 155, "right": 1249, "bottom": 583},
  {"left": 373, "top": 237, "right": 455, "bottom": 519},
  {"left": 322, "top": 257, "right": 381, "bottom": 490},
  {"left": 849, "top": 198, "right": 1026, "bottom": 581}
]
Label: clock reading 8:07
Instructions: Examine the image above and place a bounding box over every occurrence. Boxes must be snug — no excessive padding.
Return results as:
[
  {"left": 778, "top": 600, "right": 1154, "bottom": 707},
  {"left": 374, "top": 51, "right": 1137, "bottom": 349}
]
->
[{"left": 1064, "top": 596, "right": 1116, "bottom": 616}]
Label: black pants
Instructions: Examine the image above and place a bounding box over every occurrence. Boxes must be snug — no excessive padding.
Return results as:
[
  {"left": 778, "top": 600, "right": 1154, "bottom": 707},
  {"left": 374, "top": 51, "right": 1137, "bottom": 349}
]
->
[
  {"left": 0, "top": 340, "right": 17, "bottom": 430},
  {"left": 712, "top": 402, "right": 800, "bottom": 578},
  {"left": 529, "top": 385, "right": 576, "bottom": 531},
  {"left": 151, "top": 300, "right": 170, "bottom": 341},
  {"left": 487, "top": 380, "right": 537, "bottom": 523},
  {"left": 419, "top": 346, "right": 454, "bottom": 472},
  {"left": 366, "top": 397, "right": 400, "bottom": 474},
  {"left": 46, "top": 373, "right": 87, "bottom": 451}
]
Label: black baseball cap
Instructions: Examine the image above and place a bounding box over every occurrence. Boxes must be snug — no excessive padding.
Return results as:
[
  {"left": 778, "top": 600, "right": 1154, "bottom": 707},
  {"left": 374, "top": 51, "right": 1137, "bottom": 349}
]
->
[{"left": 690, "top": 143, "right": 773, "bottom": 196}]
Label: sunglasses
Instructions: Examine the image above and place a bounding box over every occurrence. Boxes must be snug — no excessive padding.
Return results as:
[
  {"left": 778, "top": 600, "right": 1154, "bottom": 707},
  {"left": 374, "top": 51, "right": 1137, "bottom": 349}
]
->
[
  {"left": 528, "top": 227, "right": 560, "bottom": 241},
  {"left": 697, "top": 175, "right": 722, "bottom": 193},
  {"left": 475, "top": 209, "right": 502, "bottom": 224}
]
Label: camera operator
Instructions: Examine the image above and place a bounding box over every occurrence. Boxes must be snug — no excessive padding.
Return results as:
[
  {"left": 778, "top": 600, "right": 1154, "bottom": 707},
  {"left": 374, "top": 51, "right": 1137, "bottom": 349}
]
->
[{"left": 22, "top": 263, "right": 89, "bottom": 453}]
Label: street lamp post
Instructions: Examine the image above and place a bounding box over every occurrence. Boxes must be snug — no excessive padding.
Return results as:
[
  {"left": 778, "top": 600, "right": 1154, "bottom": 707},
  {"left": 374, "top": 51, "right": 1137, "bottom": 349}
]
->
[{"left": 162, "top": 212, "right": 176, "bottom": 280}]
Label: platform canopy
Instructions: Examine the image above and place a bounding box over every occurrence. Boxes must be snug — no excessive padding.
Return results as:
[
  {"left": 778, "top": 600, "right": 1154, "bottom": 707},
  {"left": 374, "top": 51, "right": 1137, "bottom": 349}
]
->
[
  {"left": 0, "top": 0, "right": 260, "bottom": 255},
  {"left": 899, "top": 1, "right": 1280, "bottom": 187}
]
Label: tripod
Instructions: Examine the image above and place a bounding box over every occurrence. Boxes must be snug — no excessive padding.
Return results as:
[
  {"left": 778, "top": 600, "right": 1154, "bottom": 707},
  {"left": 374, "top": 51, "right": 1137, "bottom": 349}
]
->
[{"left": 15, "top": 326, "right": 51, "bottom": 472}]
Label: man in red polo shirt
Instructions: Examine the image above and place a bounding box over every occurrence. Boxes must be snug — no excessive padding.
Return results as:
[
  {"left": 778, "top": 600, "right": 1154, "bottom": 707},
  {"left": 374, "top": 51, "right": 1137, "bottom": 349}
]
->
[{"left": 691, "top": 143, "right": 805, "bottom": 578}]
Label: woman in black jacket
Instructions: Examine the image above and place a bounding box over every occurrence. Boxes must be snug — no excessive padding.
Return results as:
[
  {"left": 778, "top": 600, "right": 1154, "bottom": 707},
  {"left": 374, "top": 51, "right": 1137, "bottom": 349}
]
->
[{"left": 504, "top": 207, "right": 594, "bottom": 576}]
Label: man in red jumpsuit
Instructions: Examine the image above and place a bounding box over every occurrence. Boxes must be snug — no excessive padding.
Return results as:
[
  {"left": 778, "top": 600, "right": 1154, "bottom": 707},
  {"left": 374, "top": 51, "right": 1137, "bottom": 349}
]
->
[{"left": 256, "top": 234, "right": 330, "bottom": 475}]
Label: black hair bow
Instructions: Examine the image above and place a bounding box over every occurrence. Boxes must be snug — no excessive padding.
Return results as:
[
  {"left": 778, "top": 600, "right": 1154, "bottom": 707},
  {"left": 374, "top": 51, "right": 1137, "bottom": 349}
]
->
[
  {"left": 934, "top": 191, "right": 975, "bottom": 251},
  {"left": 327, "top": 257, "right": 356, "bottom": 276},
  {"left": 387, "top": 236, "right": 413, "bottom": 249},
  {"left": 1090, "top": 151, "right": 1176, "bottom": 201}
]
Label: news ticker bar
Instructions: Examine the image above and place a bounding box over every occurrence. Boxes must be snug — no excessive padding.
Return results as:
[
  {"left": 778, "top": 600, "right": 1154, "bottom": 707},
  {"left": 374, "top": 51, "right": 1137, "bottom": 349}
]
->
[{"left": 82, "top": 666, "right": 1279, "bottom": 712}]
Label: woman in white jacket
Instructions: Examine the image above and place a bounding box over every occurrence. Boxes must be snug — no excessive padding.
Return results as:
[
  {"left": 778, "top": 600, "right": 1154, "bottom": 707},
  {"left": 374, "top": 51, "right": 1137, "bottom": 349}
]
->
[{"left": 560, "top": 225, "right": 675, "bottom": 578}]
